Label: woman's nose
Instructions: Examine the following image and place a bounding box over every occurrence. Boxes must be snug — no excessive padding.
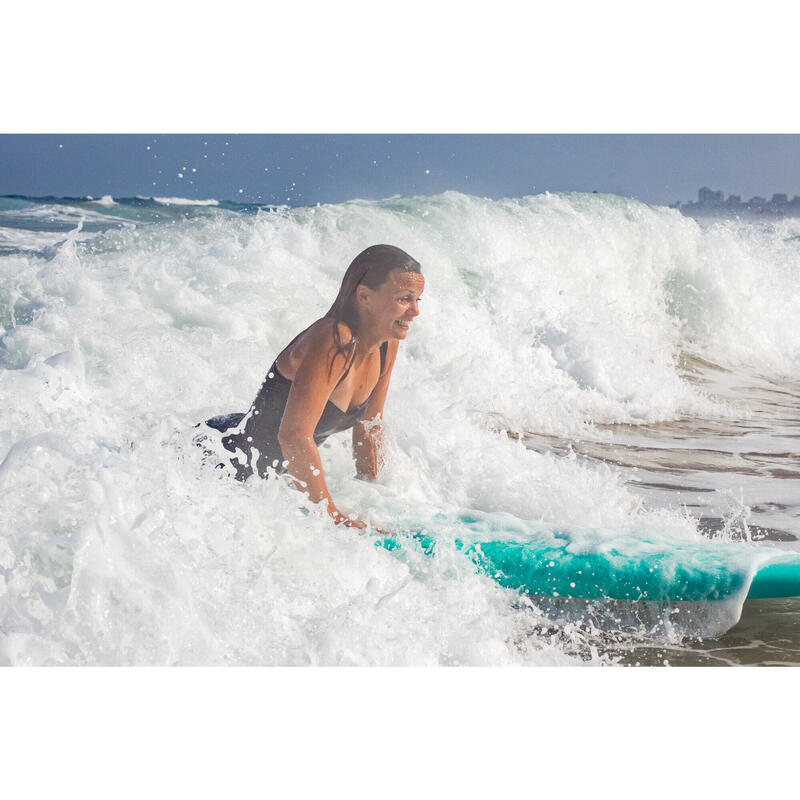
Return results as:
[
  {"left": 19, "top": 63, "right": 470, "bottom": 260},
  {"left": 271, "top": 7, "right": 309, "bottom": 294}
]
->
[{"left": 409, "top": 301, "right": 420, "bottom": 317}]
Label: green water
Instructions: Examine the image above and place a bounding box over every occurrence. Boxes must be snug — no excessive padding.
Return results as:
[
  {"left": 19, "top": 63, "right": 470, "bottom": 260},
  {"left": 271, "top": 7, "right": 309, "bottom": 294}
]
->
[{"left": 614, "top": 597, "right": 800, "bottom": 666}]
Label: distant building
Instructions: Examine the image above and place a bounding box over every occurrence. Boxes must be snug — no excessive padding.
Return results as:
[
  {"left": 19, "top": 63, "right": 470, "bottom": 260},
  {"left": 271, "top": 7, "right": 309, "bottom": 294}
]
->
[
  {"left": 677, "top": 188, "right": 800, "bottom": 219},
  {"left": 698, "top": 186, "right": 724, "bottom": 205}
]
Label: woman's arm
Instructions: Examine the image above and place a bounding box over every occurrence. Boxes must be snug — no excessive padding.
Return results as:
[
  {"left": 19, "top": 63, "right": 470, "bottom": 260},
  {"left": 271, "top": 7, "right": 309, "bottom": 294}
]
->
[
  {"left": 352, "top": 339, "right": 399, "bottom": 481},
  {"left": 277, "top": 322, "right": 362, "bottom": 527}
]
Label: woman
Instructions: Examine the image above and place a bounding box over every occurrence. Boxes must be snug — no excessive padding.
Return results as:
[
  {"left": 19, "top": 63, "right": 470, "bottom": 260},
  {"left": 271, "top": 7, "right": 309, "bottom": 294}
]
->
[{"left": 204, "top": 244, "right": 424, "bottom": 529}]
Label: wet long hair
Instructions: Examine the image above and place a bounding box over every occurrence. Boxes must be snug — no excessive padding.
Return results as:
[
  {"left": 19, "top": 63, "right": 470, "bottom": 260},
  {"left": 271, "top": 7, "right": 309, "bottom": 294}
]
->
[{"left": 325, "top": 244, "right": 421, "bottom": 381}]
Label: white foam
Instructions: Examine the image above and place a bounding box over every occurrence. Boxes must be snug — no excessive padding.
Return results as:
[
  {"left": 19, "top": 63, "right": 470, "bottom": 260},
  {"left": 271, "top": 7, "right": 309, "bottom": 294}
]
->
[
  {"left": 0, "top": 226, "right": 83, "bottom": 251},
  {"left": 152, "top": 197, "right": 220, "bottom": 206}
]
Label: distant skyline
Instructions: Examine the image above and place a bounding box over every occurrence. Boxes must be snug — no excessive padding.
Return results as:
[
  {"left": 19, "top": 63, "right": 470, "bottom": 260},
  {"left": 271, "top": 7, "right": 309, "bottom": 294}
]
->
[{"left": 2, "top": 134, "right": 800, "bottom": 208}]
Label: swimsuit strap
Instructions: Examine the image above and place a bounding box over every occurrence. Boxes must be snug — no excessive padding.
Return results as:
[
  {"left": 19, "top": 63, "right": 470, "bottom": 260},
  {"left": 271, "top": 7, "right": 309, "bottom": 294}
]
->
[{"left": 379, "top": 340, "right": 388, "bottom": 375}]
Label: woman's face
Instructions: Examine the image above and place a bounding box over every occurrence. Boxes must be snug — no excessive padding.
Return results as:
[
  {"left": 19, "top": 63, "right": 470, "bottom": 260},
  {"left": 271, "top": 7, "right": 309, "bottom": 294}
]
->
[{"left": 359, "top": 268, "right": 424, "bottom": 340}]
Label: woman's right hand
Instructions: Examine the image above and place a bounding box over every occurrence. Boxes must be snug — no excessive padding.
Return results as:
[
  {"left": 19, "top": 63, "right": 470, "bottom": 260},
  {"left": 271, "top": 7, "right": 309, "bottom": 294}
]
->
[
  {"left": 327, "top": 504, "right": 367, "bottom": 529},
  {"left": 327, "top": 503, "right": 391, "bottom": 534}
]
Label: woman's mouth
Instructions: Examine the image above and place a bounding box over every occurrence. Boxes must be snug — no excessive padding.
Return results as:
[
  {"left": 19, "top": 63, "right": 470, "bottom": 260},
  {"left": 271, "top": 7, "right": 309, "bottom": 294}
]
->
[{"left": 395, "top": 320, "right": 410, "bottom": 331}]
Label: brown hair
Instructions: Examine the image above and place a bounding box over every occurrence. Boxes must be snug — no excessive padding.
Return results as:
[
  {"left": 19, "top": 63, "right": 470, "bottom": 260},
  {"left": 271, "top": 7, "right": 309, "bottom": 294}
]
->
[{"left": 325, "top": 244, "right": 421, "bottom": 381}]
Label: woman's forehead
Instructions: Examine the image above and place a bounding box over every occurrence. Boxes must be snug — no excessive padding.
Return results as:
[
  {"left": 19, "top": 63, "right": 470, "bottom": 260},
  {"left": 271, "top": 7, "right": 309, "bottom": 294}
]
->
[{"left": 387, "top": 270, "right": 425, "bottom": 293}]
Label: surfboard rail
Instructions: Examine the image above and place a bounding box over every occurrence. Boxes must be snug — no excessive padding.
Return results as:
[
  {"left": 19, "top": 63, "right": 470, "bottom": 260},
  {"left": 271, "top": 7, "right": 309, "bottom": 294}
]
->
[{"left": 374, "top": 512, "right": 800, "bottom": 603}]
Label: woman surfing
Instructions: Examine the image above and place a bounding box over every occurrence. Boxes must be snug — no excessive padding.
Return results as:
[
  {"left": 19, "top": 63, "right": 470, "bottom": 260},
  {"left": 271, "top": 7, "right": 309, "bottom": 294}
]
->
[{"left": 203, "top": 244, "right": 424, "bottom": 529}]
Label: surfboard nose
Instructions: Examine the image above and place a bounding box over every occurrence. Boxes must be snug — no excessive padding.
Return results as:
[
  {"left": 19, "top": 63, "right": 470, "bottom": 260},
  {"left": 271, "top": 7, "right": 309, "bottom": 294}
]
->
[{"left": 747, "top": 557, "right": 800, "bottom": 599}]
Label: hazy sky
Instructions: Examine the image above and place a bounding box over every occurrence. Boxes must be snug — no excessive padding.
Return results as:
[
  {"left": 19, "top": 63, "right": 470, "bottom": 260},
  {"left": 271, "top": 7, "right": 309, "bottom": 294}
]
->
[{"left": 2, "top": 134, "right": 799, "bottom": 207}]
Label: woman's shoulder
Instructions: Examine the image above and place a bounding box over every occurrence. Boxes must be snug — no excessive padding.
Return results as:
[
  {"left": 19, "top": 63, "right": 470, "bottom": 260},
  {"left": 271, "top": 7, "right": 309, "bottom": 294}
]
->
[
  {"left": 282, "top": 317, "right": 354, "bottom": 367},
  {"left": 277, "top": 318, "right": 355, "bottom": 383},
  {"left": 303, "top": 317, "right": 355, "bottom": 348}
]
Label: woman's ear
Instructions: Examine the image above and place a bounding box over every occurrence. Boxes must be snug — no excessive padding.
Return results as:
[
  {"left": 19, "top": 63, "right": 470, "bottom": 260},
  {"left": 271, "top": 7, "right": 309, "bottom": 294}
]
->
[{"left": 356, "top": 285, "right": 371, "bottom": 309}]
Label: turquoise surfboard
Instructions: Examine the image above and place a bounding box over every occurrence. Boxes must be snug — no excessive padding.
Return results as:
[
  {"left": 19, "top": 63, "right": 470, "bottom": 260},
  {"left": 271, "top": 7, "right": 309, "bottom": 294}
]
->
[{"left": 375, "top": 510, "right": 800, "bottom": 603}]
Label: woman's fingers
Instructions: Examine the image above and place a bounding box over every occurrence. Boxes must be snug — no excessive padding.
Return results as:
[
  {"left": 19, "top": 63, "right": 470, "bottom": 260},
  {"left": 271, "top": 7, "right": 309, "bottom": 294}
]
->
[
  {"left": 327, "top": 504, "right": 388, "bottom": 532},
  {"left": 328, "top": 505, "right": 367, "bottom": 529}
]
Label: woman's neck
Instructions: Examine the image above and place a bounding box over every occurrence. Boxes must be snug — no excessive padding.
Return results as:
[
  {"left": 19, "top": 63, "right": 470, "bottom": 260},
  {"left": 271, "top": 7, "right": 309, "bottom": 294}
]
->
[{"left": 352, "top": 319, "right": 384, "bottom": 356}]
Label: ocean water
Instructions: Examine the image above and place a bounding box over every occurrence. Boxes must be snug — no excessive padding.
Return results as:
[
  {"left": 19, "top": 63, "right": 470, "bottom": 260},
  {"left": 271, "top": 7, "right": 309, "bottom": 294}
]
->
[{"left": 1, "top": 190, "right": 798, "bottom": 666}]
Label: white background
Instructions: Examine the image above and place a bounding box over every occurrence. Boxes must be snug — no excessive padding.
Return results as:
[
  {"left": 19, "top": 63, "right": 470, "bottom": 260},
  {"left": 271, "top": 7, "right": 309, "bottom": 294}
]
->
[{"left": 4, "top": 1, "right": 799, "bottom": 796}]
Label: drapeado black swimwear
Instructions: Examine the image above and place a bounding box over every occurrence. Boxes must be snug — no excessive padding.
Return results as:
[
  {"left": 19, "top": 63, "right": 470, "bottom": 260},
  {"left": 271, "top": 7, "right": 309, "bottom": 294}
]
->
[{"left": 203, "top": 340, "right": 388, "bottom": 481}]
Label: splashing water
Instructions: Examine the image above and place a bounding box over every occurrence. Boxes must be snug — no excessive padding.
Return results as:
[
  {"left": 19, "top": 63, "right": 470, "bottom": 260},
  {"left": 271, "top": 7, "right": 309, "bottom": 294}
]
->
[{"left": 1, "top": 191, "right": 799, "bottom": 664}]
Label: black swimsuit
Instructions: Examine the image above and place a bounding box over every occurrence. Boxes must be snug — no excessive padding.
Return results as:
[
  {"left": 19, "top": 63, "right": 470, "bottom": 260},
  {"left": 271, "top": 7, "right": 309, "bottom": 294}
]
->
[{"left": 204, "top": 340, "right": 388, "bottom": 480}]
